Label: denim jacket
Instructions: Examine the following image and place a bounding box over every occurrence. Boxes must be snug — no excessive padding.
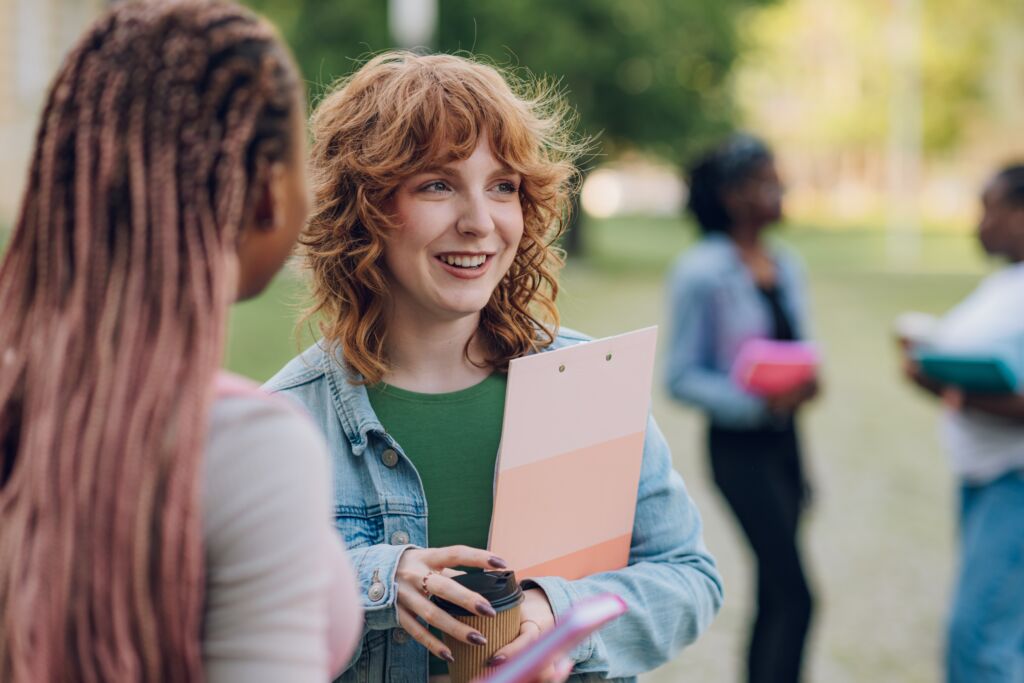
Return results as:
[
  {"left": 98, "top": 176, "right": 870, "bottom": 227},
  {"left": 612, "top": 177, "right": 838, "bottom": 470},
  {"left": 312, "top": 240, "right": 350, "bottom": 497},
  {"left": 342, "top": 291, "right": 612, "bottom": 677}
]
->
[
  {"left": 263, "top": 328, "right": 723, "bottom": 683},
  {"left": 665, "top": 234, "right": 811, "bottom": 429}
]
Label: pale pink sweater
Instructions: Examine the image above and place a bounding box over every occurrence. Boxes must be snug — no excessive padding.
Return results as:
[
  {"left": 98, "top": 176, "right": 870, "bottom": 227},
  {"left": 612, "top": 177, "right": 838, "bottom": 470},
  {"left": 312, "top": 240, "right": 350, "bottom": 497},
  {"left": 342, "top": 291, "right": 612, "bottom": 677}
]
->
[{"left": 202, "top": 375, "right": 362, "bottom": 681}]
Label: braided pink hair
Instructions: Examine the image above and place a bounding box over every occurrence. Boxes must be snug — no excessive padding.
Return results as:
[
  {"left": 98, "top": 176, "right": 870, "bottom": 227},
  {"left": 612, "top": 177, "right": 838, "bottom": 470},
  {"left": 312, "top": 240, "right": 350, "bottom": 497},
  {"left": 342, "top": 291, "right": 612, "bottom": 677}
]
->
[{"left": 0, "top": 2, "right": 299, "bottom": 680}]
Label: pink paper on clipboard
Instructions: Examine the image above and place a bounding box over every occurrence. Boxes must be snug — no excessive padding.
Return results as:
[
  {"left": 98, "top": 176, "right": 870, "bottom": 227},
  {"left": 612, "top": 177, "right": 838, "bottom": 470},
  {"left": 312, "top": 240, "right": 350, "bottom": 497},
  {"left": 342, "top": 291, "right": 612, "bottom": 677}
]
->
[{"left": 488, "top": 327, "right": 658, "bottom": 581}]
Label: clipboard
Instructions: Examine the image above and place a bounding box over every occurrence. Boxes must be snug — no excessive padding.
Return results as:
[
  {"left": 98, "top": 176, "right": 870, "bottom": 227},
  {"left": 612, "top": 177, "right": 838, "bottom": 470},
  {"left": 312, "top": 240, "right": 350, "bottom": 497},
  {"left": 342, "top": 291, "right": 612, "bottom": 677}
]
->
[{"left": 487, "top": 327, "right": 658, "bottom": 581}]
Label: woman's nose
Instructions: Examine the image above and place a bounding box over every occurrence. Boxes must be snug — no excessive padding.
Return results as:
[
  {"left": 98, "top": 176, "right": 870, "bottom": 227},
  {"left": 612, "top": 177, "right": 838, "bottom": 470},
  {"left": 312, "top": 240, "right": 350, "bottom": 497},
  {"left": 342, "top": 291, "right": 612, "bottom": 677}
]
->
[{"left": 455, "top": 192, "right": 496, "bottom": 237}]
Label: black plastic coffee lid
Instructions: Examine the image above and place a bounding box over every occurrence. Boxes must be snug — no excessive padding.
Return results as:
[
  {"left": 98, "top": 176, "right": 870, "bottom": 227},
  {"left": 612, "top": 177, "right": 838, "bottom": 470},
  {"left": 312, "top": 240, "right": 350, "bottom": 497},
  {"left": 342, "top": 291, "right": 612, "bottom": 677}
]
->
[{"left": 432, "top": 570, "right": 523, "bottom": 616}]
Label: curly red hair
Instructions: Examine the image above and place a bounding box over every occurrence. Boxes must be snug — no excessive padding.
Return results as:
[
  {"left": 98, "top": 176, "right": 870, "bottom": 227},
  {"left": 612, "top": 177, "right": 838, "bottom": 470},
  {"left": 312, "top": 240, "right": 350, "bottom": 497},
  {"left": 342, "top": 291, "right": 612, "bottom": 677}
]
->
[{"left": 302, "top": 51, "right": 582, "bottom": 384}]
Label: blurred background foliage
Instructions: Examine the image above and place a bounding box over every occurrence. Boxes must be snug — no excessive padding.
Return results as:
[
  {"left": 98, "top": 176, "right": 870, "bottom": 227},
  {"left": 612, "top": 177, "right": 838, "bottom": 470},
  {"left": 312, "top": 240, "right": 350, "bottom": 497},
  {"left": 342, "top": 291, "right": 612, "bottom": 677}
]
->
[
  {"left": 245, "top": 0, "right": 778, "bottom": 164},
  {"left": 236, "top": 0, "right": 1024, "bottom": 239},
  {"left": 738, "top": 0, "right": 1024, "bottom": 152},
  {"left": 736, "top": 0, "right": 1024, "bottom": 229},
  {"left": 241, "top": 0, "right": 779, "bottom": 252},
  {"left": 6, "top": 0, "right": 1022, "bottom": 236}
]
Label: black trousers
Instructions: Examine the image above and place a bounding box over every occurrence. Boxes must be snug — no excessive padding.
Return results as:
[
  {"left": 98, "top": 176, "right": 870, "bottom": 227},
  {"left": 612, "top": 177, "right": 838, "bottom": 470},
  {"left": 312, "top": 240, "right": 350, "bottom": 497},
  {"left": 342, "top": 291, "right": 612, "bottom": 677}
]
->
[{"left": 709, "top": 423, "right": 814, "bottom": 683}]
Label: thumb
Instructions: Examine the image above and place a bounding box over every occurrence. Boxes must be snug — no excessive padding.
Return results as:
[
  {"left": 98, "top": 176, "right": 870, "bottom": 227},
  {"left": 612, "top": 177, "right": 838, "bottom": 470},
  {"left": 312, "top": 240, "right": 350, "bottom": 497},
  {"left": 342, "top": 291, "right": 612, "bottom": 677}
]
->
[
  {"left": 942, "top": 387, "right": 964, "bottom": 411},
  {"left": 549, "top": 658, "right": 574, "bottom": 683}
]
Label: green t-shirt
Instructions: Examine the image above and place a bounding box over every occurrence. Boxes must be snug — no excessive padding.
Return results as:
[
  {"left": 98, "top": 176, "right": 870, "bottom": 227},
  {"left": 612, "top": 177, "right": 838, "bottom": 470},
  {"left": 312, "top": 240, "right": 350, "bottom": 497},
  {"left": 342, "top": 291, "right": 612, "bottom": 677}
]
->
[
  {"left": 368, "top": 374, "right": 507, "bottom": 676},
  {"left": 366, "top": 373, "right": 507, "bottom": 552}
]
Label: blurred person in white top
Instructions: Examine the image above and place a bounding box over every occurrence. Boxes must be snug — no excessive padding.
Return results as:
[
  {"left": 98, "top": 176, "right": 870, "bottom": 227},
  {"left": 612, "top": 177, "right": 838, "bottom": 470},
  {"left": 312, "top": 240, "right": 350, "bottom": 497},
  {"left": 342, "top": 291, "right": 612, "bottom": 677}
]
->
[{"left": 900, "top": 164, "right": 1024, "bottom": 683}]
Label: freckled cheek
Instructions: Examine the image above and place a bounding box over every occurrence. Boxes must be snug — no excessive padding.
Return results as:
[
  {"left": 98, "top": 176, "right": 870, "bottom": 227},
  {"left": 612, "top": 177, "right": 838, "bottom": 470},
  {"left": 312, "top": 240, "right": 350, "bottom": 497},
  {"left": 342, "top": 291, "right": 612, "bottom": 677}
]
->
[
  {"left": 497, "top": 228, "right": 525, "bottom": 274},
  {"left": 397, "top": 207, "right": 454, "bottom": 245},
  {"left": 496, "top": 208, "right": 526, "bottom": 247}
]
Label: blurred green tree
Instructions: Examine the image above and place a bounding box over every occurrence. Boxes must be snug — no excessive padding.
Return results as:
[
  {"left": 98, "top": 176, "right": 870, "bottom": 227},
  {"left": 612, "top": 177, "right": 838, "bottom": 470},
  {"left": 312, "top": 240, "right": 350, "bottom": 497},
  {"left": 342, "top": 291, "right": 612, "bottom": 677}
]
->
[
  {"left": 737, "top": 0, "right": 1024, "bottom": 156},
  {"left": 245, "top": 0, "right": 776, "bottom": 253}
]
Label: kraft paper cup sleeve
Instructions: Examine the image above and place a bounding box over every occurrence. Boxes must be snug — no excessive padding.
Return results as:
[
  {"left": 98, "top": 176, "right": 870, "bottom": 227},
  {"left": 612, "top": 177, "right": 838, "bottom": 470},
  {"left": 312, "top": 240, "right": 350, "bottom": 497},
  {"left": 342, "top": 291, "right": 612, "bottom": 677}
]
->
[{"left": 442, "top": 602, "right": 522, "bottom": 683}]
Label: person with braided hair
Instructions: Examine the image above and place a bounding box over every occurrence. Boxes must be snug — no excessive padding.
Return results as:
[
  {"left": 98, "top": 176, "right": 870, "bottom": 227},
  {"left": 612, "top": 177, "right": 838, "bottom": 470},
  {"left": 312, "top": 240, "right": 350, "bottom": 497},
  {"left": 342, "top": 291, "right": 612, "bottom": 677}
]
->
[{"left": 0, "top": 1, "right": 360, "bottom": 681}]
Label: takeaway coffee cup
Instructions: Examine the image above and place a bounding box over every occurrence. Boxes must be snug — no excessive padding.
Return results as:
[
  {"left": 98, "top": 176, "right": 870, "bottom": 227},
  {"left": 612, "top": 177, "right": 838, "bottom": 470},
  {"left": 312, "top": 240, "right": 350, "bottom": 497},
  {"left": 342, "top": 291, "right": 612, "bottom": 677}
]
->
[{"left": 432, "top": 570, "right": 524, "bottom": 683}]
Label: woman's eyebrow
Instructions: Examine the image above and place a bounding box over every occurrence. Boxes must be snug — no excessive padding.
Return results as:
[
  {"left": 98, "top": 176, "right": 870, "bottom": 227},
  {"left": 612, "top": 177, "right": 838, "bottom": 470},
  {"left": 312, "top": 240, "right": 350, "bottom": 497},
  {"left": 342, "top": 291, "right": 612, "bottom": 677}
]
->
[
  {"left": 413, "top": 165, "right": 458, "bottom": 178},
  {"left": 481, "top": 164, "right": 519, "bottom": 181},
  {"left": 410, "top": 163, "right": 519, "bottom": 179}
]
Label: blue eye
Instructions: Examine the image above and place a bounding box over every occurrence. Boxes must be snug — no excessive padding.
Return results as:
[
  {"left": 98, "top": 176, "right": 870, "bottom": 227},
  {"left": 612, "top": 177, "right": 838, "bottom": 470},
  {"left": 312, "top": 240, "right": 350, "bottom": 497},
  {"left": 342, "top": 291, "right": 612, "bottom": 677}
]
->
[
  {"left": 421, "top": 180, "right": 450, "bottom": 193},
  {"left": 496, "top": 181, "right": 519, "bottom": 194}
]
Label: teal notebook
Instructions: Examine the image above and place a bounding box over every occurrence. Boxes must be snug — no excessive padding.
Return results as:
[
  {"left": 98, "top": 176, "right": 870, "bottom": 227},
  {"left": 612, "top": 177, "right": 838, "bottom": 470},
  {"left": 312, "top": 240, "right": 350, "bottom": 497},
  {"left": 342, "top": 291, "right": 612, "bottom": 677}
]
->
[{"left": 914, "top": 350, "right": 1019, "bottom": 394}]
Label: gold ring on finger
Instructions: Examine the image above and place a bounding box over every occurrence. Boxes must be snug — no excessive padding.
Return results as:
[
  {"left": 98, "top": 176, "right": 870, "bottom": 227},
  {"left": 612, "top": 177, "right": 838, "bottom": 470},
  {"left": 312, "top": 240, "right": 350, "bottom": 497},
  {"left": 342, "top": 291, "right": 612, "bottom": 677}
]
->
[{"left": 421, "top": 570, "right": 440, "bottom": 598}]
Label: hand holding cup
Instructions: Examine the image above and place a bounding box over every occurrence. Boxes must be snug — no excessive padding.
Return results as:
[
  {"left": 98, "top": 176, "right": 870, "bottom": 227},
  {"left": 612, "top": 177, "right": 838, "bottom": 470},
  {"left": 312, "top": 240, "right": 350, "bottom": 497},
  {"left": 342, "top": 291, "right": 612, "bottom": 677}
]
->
[{"left": 394, "top": 546, "right": 508, "bottom": 663}]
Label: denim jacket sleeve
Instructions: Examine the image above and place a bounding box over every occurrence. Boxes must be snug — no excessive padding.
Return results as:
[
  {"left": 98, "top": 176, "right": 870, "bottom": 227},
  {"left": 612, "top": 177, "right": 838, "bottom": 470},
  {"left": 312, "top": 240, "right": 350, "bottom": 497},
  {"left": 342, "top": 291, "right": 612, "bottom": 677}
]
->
[
  {"left": 344, "top": 543, "right": 410, "bottom": 631},
  {"left": 321, "top": 543, "right": 413, "bottom": 674},
  {"left": 524, "top": 417, "right": 723, "bottom": 678},
  {"left": 664, "top": 266, "right": 769, "bottom": 428}
]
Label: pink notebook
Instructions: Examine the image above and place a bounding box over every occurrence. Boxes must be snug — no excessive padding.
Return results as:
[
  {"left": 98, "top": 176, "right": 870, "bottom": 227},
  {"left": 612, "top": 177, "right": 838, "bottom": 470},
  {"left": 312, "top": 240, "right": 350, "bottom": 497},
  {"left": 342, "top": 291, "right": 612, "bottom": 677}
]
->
[
  {"left": 488, "top": 327, "right": 657, "bottom": 581},
  {"left": 731, "top": 339, "right": 819, "bottom": 397}
]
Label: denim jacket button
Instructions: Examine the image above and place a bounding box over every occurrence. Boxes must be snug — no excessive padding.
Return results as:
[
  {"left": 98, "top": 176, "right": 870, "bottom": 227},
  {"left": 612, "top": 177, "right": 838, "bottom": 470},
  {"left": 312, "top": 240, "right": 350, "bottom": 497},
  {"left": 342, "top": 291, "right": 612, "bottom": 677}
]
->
[
  {"left": 392, "top": 628, "right": 409, "bottom": 644},
  {"left": 381, "top": 448, "right": 399, "bottom": 468},
  {"left": 367, "top": 582, "right": 386, "bottom": 602},
  {"left": 390, "top": 530, "right": 410, "bottom": 545}
]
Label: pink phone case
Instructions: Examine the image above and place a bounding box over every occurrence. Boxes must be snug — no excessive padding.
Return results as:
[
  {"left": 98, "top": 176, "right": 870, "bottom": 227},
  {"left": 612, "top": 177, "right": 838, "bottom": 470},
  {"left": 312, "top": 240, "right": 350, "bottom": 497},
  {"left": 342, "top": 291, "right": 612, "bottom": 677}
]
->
[{"left": 473, "top": 594, "right": 628, "bottom": 683}]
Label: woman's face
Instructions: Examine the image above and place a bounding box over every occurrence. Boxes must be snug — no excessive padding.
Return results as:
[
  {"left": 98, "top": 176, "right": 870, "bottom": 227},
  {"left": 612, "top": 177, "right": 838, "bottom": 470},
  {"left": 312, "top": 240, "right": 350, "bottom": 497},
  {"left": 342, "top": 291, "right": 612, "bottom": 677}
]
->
[
  {"left": 725, "top": 160, "right": 784, "bottom": 229},
  {"left": 384, "top": 137, "right": 525, "bottom": 325},
  {"left": 978, "top": 176, "right": 1024, "bottom": 260}
]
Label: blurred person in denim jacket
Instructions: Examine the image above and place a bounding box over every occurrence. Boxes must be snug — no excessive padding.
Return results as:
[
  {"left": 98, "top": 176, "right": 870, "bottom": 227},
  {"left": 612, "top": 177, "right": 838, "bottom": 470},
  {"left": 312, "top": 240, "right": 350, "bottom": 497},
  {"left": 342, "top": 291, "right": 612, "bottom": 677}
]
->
[
  {"left": 666, "top": 135, "right": 818, "bottom": 683},
  {"left": 264, "top": 52, "right": 723, "bottom": 683},
  {"left": 900, "top": 164, "right": 1024, "bottom": 683}
]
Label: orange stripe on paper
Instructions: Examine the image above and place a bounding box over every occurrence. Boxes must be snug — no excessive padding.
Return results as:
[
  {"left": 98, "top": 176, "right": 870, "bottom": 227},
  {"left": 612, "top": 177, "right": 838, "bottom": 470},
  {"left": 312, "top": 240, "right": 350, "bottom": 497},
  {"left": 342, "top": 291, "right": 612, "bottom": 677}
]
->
[
  {"left": 516, "top": 533, "right": 632, "bottom": 582},
  {"left": 488, "top": 432, "right": 644, "bottom": 576}
]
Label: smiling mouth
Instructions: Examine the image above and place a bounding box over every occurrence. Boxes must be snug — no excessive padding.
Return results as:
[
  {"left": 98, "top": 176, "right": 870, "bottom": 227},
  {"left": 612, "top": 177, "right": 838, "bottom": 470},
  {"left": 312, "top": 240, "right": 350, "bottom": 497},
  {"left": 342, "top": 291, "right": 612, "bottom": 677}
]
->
[{"left": 437, "top": 254, "right": 489, "bottom": 269}]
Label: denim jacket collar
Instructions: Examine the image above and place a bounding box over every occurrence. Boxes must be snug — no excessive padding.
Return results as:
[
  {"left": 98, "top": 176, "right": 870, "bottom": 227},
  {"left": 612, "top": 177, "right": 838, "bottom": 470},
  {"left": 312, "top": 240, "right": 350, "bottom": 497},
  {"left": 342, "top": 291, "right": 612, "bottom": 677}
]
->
[{"left": 315, "top": 346, "right": 385, "bottom": 457}]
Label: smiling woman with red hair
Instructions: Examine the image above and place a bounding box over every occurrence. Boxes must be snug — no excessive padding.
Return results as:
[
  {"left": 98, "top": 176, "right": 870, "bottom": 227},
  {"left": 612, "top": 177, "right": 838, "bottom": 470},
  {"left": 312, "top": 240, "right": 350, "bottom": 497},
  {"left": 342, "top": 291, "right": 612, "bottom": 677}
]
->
[
  {"left": 302, "top": 52, "right": 573, "bottom": 385},
  {"left": 265, "top": 51, "right": 723, "bottom": 683}
]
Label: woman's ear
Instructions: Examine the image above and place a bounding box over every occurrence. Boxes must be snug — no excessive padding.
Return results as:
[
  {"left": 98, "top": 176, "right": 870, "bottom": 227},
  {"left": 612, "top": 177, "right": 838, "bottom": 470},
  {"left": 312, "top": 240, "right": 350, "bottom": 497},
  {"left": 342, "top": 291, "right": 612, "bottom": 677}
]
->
[{"left": 250, "top": 162, "right": 285, "bottom": 234}]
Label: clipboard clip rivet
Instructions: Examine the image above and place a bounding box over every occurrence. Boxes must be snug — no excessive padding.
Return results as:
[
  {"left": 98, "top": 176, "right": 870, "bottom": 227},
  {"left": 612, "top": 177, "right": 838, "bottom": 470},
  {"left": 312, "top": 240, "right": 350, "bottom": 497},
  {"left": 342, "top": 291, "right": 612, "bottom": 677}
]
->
[
  {"left": 558, "top": 364, "right": 566, "bottom": 373},
  {"left": 606, "top": 353, "right": 613, "bottom": 361}
]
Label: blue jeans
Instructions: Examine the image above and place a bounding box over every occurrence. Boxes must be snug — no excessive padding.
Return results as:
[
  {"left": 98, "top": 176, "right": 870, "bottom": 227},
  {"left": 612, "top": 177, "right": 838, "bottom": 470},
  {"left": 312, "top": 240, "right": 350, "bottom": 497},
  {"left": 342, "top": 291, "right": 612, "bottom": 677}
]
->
[{"left": 947, "top": 470, "right": 1024, "bottom": 683}]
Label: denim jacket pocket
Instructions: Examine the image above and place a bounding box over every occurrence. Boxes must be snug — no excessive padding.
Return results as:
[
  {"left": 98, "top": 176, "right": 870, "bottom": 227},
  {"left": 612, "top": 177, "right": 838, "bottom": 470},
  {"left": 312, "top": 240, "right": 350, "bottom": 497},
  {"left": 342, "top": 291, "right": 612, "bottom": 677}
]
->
[{"left": 334, "top": 504, "right": 386, "bottom": 549}]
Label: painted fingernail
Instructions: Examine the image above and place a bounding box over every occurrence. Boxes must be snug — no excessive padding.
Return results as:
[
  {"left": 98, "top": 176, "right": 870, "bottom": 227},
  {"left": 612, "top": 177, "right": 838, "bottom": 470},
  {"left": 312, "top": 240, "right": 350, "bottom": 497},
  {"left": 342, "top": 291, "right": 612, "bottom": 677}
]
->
[
  {"left": 441, "top": 649, "right": 455, "bottom": 663},
  {"left": 488, "top": 654, "right": 507, "bottom": 667},
  {"left": 476, "top": 601, "right": 497, "bottom": 618},
  {"left": 468, "top": 631, "right": 487, "bottom": 646},
  {"left": 488, "top": 556, "right": 508, "bottom": 569}
]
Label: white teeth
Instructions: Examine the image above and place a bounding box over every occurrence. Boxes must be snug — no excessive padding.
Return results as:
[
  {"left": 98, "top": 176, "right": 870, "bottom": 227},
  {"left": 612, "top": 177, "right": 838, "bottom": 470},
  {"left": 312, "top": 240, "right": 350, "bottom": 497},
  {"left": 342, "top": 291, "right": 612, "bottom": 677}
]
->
[{"left": 441, "top": 254, "right": 486, "bottom": 268}]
